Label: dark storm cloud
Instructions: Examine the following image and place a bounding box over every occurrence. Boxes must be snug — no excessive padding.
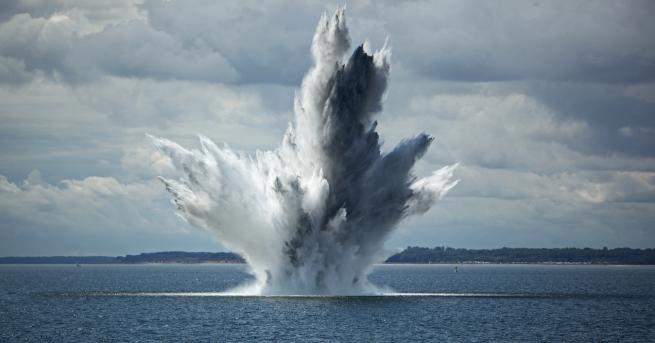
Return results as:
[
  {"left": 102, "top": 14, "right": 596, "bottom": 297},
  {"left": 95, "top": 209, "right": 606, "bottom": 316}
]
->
[
  {"left": 522, "top": 82, "right": 655, "bottom": 158},
  {"left": 0, "top": 0, "right": 59, "bottom": 22},
  {"left": 376, "top": 1, "right": 655, "bottom": 84}
]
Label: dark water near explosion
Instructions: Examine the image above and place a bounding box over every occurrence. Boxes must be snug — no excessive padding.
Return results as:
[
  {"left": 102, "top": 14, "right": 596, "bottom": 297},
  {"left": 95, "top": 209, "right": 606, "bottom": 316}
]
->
[{"left": 1, "top": 264, "right": 654, "bottom": 342}]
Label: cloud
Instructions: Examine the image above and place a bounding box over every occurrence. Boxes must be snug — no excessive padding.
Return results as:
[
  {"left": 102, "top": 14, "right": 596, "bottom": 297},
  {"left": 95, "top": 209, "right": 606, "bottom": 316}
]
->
[
  {"left": 142, "top": 0, "right": 323, "bottom": 85},
  {"left": 2, "top": 0, "right": 653, "bottom": 86},
  {"left": 0, "top": 76, "right": 292, "bottom": 184},
  {"left": 379, "top": 87, "right": 655, "bottom": 249},
  {"left": 0, "top": 9, "right": 237, "bottom": 84},
  {"left": 353, "top": 0, "right": 655, "bottom": 83},
  {"left": 0, "top": 0, "right": 146, "bottom": 24},
  {"left": 0, "top": 55, "right": 32, "bottom": 84},
  {"left": 573, "top": 171, "right": 655, "bottom": 203},
  {"left": 120, "top": 141, "right": 175, "bottom": 179},
  {"left": 394, "top": 195, "right": 655, "bottom": 249},
  {"left": 0, "top": 172, "right": 163, "bottom": 231},
  {"left": 74, "top": 78, "right": 293, "bottom": 131},
  {"left": 384, "top": 92, "right": 591, "bottom": 171},
  {"left": 447, "top": 165, "right": 655, "bottom": 204},
  {"left": 0, "top": 171, "right": 223, "bottom": 255}
]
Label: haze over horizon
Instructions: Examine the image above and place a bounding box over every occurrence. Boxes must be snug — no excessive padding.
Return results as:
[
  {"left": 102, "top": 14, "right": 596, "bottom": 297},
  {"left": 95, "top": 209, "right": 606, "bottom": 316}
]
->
[{"left": 1, "top": 0, "right": 655, "bottom": 256}]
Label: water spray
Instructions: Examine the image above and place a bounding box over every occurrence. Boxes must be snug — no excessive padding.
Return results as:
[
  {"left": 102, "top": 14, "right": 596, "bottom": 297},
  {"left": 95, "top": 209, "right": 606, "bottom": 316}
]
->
[{"left": 150, "top": 8, "right": 458, "bottom": 295}]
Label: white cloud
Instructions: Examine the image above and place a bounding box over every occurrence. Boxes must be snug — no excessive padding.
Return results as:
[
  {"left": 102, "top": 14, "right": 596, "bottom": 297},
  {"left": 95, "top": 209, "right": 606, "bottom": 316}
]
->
[
  {"left": 0, "top": 171, "right": 225, "bottom": 255},
  {"left": 573, "top": 171, "right": 655, "bottom": 203},
  {"left": 120, "top": 140, "right": 175, "bottom": 179},
  {"left": 391, "top": 194, "right": 655, "bottom": 249},
  {"left": 0, "top": 9, "right": 238, "bottom": 83},
  {"left": 0, "top": 76, "right": 292, "bottom": 183},
  {"left": 0, "top": 172, "right": 164, "bottom": 231},
  {"left": 448, "top": 165, "right": 655, "bottom": 204},
  {"left": 384, "top": 92, "right": 591, "bottom": 172},
  {"left": 73, "top": 77, "right": 282, "bottom": 127}
]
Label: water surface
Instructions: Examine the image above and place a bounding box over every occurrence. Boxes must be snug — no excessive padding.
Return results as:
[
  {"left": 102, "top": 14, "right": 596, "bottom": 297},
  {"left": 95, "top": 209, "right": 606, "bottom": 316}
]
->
[{"left": 1, "top": 264, "right": 653, "bottom": 342}]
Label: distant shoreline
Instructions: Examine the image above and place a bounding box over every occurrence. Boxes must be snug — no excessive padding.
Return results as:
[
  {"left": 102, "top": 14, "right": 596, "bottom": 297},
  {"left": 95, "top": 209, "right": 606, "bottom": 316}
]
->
[{"left": 1, "top": 247, "right": 654, "bottom": 265}]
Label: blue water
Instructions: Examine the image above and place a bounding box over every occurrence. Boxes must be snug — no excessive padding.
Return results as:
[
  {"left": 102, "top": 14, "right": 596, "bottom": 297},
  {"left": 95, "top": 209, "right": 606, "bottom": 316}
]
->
[{"left": 1, "top": 264, "right": 654, "bottom": 342}]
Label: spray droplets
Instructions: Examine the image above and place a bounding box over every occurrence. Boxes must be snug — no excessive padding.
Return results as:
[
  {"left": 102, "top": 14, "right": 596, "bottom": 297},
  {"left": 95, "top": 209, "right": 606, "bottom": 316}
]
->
[{"left": 150, "top": 9, "right": 458, "bottom": 295}]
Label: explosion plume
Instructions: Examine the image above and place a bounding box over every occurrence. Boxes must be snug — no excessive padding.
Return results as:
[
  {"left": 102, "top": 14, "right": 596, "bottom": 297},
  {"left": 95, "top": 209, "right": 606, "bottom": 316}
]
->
[{"left": 150, "top": 9, "right": 458, "bottom": 294}]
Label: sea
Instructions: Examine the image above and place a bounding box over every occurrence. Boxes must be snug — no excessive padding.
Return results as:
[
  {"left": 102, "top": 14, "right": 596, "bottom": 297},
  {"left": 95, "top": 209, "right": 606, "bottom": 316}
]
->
[{"left": 1, "top": 264, "right": 654, "bottom": 342}]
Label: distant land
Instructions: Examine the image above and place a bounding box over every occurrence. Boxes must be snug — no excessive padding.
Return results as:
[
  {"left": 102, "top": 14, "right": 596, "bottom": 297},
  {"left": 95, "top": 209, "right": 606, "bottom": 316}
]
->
[
  {"left": 0, "top": 251, "right": 244, "bottom": 264},
  {"left": 117, "top": 251, "right": 245, "bottom": 264},
  {"left": 1, "top": 247, "right": 654, "bottom": 265},
  {"left": 386, "top": 246, "right": 655, "bottom": 265}
]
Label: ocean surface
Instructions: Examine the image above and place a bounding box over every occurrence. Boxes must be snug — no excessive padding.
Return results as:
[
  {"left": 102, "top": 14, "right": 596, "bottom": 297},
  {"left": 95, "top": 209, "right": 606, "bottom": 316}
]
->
[{"left": 1, "top": 264, "right": 654, "bottom": 342}]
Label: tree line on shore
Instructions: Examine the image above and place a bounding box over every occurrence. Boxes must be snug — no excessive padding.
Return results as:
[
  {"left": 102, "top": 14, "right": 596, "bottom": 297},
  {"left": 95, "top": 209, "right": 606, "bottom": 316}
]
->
[{"left": 386, "top": 246, "right": 655, "bottom": 264}]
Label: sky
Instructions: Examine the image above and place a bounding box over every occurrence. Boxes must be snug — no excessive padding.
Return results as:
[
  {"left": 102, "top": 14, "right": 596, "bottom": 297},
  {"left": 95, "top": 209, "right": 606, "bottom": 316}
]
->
[{"left": 1, "top": 0, "right": 654, "bottom": 256}]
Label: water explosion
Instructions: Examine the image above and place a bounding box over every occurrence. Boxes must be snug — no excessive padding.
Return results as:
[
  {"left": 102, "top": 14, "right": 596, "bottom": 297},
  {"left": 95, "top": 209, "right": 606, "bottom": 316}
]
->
[{"left": 150, "top": 9, "right": 458, "bottom": 295}]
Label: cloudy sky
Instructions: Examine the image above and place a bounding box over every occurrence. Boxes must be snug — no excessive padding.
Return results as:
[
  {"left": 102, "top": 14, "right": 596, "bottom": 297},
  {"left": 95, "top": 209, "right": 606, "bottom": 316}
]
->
[{"left": 1, "top": 0, "right": 654, "bottom": 256}]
